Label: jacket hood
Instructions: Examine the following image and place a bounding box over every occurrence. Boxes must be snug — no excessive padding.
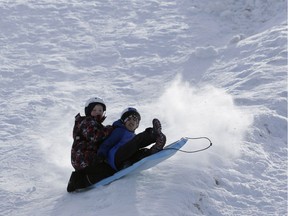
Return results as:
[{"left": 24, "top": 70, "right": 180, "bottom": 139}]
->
[{"left": 112, "top": 119, "right": 125, "bottom": 128}]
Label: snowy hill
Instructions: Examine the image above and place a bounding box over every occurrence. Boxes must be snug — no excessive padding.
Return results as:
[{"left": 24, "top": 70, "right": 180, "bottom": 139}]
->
[{"left": 0, "top": 0, "right": 287, "bottom": 215}]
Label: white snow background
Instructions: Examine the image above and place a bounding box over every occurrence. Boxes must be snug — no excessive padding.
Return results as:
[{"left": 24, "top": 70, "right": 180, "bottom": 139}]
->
[{"left": 0, "top": 0, "right": 287, "bottom": 215}]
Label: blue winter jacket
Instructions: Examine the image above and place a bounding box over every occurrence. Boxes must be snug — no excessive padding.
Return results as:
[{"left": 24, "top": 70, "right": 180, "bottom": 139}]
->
[{"left": 97, "top": 119, "right": 135, "bottom": 170}]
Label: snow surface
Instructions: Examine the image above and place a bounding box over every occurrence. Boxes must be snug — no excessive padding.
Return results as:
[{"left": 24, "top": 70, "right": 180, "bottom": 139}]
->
[{"left": 0, "top": 0, "right": 287, "bottom": 215}]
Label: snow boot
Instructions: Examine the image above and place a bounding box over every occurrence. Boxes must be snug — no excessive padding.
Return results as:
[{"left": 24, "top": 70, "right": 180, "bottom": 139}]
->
[
  {"left": 150, "top": 133, "right": 166, "bottom": 154},
  {"left": 150, "top": 118, "right": 166, "bottom": 154},
  {"left": 67, "top": 171, "right": 92, "bottom": 192},
  {"left": 67, "top": 171, "right": 79, "bottom": 192},
  {"left": 152, "top": 118, "right": 162, "bottom": 135}
]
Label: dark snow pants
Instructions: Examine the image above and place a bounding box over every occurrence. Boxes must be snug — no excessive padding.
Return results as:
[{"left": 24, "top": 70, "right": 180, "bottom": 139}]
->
[
  {"left": 67, "top": 162, "right": 116, "bottom": 192},
  {"left": 114, "top": 128, "right": 156, "bottom": 170}
]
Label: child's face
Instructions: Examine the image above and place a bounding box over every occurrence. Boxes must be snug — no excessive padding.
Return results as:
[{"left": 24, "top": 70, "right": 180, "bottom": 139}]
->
[
  {"left": 90, "top": 104, "right": 104, "bottom": 117},
  {"left": 124, "top": 115, "right": 139, "bottom": 132}
]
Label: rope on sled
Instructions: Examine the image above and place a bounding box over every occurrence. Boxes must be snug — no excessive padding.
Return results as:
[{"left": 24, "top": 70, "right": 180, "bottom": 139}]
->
[{"left": 165, "top": 136, "right": 212, "bottom": 154}]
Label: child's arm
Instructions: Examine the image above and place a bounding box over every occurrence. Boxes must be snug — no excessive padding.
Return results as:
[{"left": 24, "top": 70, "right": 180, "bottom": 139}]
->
[{"left": 97, "top": 128, "right": 123, "bottom": 158}]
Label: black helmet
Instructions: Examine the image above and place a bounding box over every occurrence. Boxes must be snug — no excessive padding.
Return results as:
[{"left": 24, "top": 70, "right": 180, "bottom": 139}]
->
[{"left": 120, "top": 107, "right": 141, "bottom": 122}]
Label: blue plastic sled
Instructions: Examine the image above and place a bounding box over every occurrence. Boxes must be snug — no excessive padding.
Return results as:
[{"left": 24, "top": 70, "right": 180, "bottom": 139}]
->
[{"left": 91, "top": 137, "right": 188, "bottom": 188}]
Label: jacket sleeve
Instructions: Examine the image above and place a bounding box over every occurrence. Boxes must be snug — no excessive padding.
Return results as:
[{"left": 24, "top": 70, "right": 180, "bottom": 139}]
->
[
  {"left": 97, "top": 128, "right": 123, "bottom": 158},
  {"left": 79, "top": 118, "right": 104, "bottom": 143}
]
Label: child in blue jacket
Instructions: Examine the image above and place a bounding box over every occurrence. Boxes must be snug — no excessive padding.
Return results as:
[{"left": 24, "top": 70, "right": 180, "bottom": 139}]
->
[{"left": 97, "top": 107, "right": 166, "bottom": 171}]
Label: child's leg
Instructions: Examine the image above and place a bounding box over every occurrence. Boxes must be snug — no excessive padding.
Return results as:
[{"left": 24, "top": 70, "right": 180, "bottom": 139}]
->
[
  {"left": 129, "top": 148, "right": 152, "bottom": 163},
  {"left": 114, "top": 128, "right": 156, "bottom": 169},
  {"left": 85, "top": 163, "right": 116, "bottom": 184}
]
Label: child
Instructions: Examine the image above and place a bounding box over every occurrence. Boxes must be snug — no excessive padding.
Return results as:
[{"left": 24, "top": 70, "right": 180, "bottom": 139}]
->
[
  {"left": 67, "top": 97, "right": 114, "bottom": 192},
  {"left": 97, "top": 107, "right": 167, "bottom": 171},
  {"left": 71, "top": 97, "right": 112, "bottom": 170}
]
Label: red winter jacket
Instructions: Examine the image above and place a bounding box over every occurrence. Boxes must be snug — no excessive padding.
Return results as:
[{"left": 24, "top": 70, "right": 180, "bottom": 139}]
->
[{"left": 71, "top": 113, "right": 113, "bottom": 170}]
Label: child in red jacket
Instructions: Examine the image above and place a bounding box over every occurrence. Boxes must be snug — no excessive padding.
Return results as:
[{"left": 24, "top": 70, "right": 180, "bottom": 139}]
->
[{"left": 67, "top": 97, "right": 114, "bottom": 192}]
